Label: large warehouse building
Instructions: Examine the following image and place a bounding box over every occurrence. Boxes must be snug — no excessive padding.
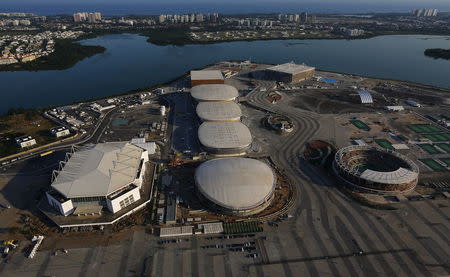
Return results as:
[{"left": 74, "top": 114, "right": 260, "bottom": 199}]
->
[
  {"left": 191, "top": 70, "right": 224, "bottom": 87},
  {"left": 332, "top": 145, "right": 419, "bottom": 194},
  {"left": 191, "top": 84, "right": 239, "bottom": 102},
  {"left": 46, "top": 142, "right": 148, "bottom": 216},
  {"left": 198, "top": 122, "right": 252, "bottom": 155},
  {"left": 196, "top": 101, "right": 242, "bottom": 122},
  {"left": 265, "top": 62, "right": 315, "bottom": 83},
  {"left": 195, "top": 158, "right": 275, "bottom": 216}
]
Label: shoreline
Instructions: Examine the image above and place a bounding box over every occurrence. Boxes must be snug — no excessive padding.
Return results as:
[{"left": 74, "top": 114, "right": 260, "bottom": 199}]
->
[
  {"left": 0, "top": 38, "right": 106, "bottom": 72},
  {"left": 143, "top": 30, "right": 450, "bottom": 46},
  {"left": 2, "top": 60, "right": 448, "bottom": 116},
  {"left": 1, "top": 30, "right": 449, "bottom": 73},
  {"left": 1, "top": 33, "right": 449, "bottom": 114}
]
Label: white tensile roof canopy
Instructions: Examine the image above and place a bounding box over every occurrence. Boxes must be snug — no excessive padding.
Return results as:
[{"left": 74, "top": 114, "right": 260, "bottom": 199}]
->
[
  {"left": 357, "top": 91, "right": 374, "bottom": 104},
  {"left": 51, "top": 142, "right": 144, "bottom": 198}
]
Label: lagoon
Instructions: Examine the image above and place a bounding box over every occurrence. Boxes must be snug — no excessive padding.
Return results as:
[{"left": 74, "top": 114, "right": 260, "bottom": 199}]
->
[{"left": 1, "top": 33, "right": 449, "bottom": 113}]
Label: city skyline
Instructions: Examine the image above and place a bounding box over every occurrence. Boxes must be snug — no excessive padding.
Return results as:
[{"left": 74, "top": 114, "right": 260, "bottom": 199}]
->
[{"left": 2, "top": 1, "right": 450, "bottom": 15}]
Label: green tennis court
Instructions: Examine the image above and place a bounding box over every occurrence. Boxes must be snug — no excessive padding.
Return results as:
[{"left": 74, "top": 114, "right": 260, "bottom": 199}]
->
[
  {"left": 439, "top": 158, "right": 450, "bottom": 167},
  {"left": 223, "top": 222, "right": 263, "bottom": 234},
  {"left": 436, "top": 143, "right": 450, "bottom": 153},
  {"left": 374, "top": 139, "right": 393, "bottom": 150},
  {"left": 409, "top": 124, "right": 442, "bottom": 133},
  {"left": 350, "top": 120, "right": 371, "bottom": 131},
  {"left": 418, "top": 144, "right": 441, "bottom": 154},
  {"left": 424, "top": 134, "right": 450, "bottom": 142},
  {"left": 419, "top": 159, "right": 447, "bottom": 172}
]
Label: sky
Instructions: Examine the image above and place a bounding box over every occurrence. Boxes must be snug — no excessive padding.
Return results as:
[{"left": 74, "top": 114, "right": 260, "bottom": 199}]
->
[{"left": 2, "top": 0, "right": 450, "bottom": 15}]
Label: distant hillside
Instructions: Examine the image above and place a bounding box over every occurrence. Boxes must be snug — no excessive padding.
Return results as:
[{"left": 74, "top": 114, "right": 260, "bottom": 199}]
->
[{"left": 424, "top": 48, "right": 450, "bottom": 60}]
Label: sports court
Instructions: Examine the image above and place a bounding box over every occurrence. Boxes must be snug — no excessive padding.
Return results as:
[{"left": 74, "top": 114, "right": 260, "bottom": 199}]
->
[
  {"left": 436, "top": 143, "right": 450, "bottom": 153},
  {"left": 419, "top": 159, "right": 447, "bottom": 172},
  {"left": 439, "top": 158, "right": 450, "bottom": 167},
  {"left": 374, "top": 139, "right": 393, "bottom": 150},
  {"left": 418, "top": 144, "right": 441, "bottom": 154},
  {"left": 424, "top": 134, "right": 450, "bottom": 142},
  {"left": 350, "top": 120, "right": 371, "bottom": 131},
  {"left": 408, "top": 124, "right": 442, "bottom": 133}
]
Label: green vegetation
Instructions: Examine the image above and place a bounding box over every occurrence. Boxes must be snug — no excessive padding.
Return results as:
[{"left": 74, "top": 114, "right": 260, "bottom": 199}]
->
[
  {"left": 436, "top": 143, "right": 450, "bottom": 153},
  {"left": 419, "top": 159, "right": 447, "bottom": 172},
  {"left": 141, "top": 28, "right": 450, "bottom": 46},
  {"left": 408, "top": 124, "right": 442, "bottom": 133},
  {"left": 418, "top": 144, "right": 441, "bottom": 155},
  {"left": 0, "top": 39, "right": 105, "bottom": 72},
  {"left": 223, "top": 221, "right": 263, "bottom": 234},
  {"left": 374, "top": 139, "right": 393, "bottom": 150},
  {"left": 0, "top": 109, "right": 58, "bottom": 158},
  {"left": 424, "top": 48, "right": 450, "bottom": 60},
  {"left": 424, "top": 134, "right": 450, "bottom": 142},
  {"left": 350, "top": 120, "right": 371, "bottom": 131},
  {"left": 142, "top": 27, "right": 193, "bottom": 46}
]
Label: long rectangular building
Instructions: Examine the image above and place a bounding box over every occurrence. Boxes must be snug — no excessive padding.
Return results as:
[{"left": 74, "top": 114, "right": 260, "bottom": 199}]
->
[{"left": 191, "top": 70, "right": 224, "bottom": 87}]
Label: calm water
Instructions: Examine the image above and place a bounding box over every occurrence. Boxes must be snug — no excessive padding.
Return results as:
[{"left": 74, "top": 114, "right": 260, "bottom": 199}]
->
[{"left": 1, "top": 33, "right": 450, "bottom": 113}]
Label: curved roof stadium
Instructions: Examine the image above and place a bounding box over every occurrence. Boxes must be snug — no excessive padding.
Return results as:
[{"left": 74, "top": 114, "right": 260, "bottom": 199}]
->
[
  {"left": 195, "top": 158, "right": 275, "bottom": 215},
  {"left": 198, "top": 122, "right": 252, "bottom": 154},
  {"left": 196, "top": 102, "right": 242, "bottom": 122},
  {"left": 333, "top": 145, "right": 419, "bottom": 194},
  {"left": 357, "top": 91, "right": 374, "bottom": 104},
  {"left": 191, "top": 84, "right": 239, "bottom": 102},
  {"left": 51, "top": 143, "right": 145, "bottom": 198}
]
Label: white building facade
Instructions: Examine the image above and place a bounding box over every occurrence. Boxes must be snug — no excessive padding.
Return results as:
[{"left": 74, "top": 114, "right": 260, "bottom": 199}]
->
[{"left": 46, "top": 142, "right": 149, "bottom": 216}]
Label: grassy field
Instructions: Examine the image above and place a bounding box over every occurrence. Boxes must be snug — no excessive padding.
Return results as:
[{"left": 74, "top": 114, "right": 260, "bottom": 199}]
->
[
  {"left": 419, "top": 159, "right": 447, "bottom": 172},
  {"left": 418, "top": 144, "right": 441, "bottom": 155},
  {"left": 350, "top": 120, "right": 371, "bottom": 131},
  {"left": 374, "top": 139, "right": 393, "bottom": 150},
  {"left": 0, "top": 111, "right": 58, "bottom": 158},
  {"left": 424, "top": 134, "right": 450, "bottom": 142},
  {"left": 436, "top": 143, "right": 450, "bottom": 153},
  {"left": 408, "top": 124, "right": 442, "bottom": 133}
]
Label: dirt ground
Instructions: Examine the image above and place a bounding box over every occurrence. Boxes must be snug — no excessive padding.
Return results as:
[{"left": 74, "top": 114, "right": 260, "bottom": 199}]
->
[
  {"left": 0, "top": 152, "right": 66, "bottom": 240},
  {"left": 0, "top": 112, "right": 58, "bottom": 157}
]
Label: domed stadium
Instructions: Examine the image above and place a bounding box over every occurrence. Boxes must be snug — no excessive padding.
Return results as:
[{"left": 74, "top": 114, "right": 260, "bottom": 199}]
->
[
  {"left": 191, "top": 84, "right": 239, "bottom": 102},
  {"left": 332, "top": 145, "right": 419, "bottom": 194},
  {"left": 196, "top": 101, "right": 242, "bottom": 122},
  {"left": 195, "top": 158, "right": 275, "bottom": 216},
  {"left": 198, "top": 122, "right": 252, "bottom": 155}
]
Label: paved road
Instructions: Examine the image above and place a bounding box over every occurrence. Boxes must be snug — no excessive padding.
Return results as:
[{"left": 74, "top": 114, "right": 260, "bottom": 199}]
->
[
  {"left": 1, "top": 82, "right": 448, "bottom": 277},
  {"left": 0, "top": 107, "right": 119, "bottom": 170}
]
